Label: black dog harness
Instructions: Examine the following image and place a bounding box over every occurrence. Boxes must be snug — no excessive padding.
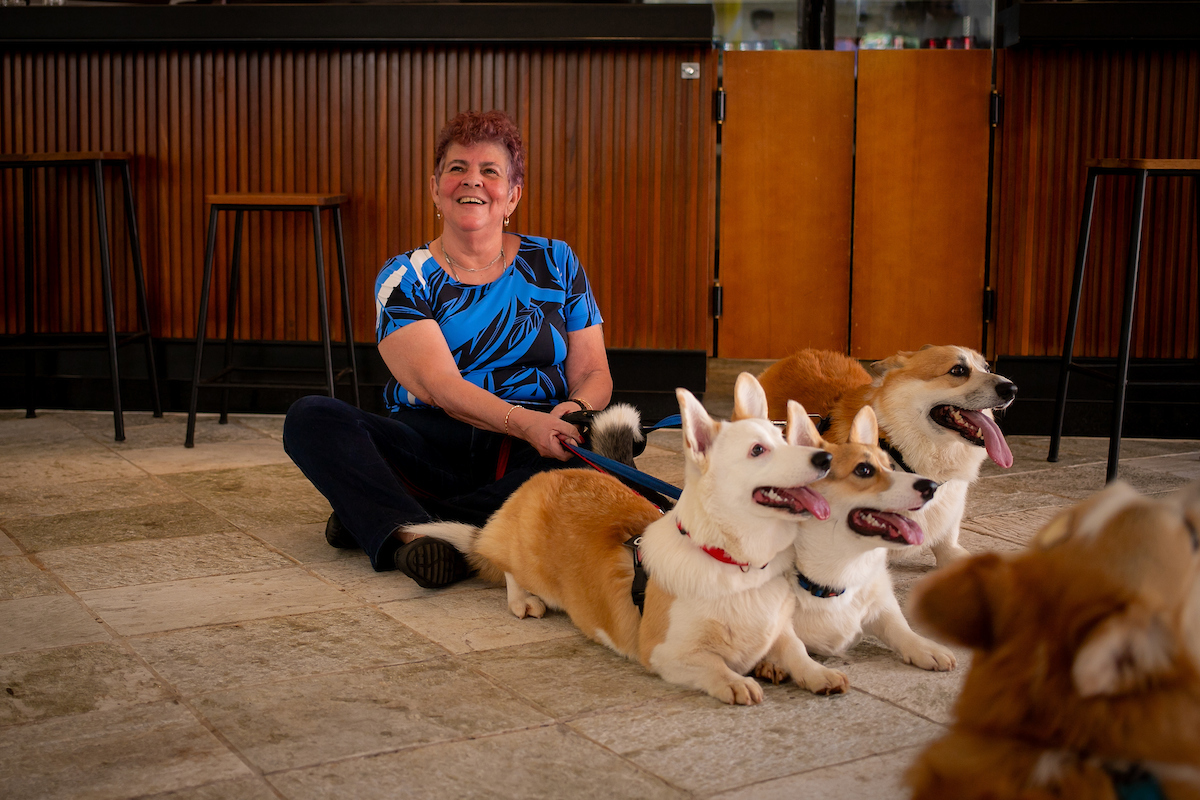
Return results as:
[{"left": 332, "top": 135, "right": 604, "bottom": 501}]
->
[
  {"left": 624, "top": 535, "right": 648, "bottom": 614},
  {"left": 879, "top": 437, "right": 916, "bottom": 474}
]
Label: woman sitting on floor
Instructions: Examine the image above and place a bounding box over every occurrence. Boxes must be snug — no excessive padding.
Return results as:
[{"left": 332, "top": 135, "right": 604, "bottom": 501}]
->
[{"left": 283, "top": 109, "right": 612, "bottom": 589}]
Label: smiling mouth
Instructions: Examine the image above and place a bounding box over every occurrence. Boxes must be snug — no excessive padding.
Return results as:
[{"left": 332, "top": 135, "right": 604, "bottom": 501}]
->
[
  {"left": 457, "top": 198, "right": 485, "bottom": 205},
  {"left": 754, "top": 486, "right": 830, "bottom": 520},
  {"left": 929, "top": 405, "right": 1014, "bottom": 468},
  {"left": 847, "top": 509, "right": 924, "bottom": 545}
]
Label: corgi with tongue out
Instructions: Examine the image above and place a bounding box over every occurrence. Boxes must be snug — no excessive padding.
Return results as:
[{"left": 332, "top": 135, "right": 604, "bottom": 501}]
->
[
  {"left": 755, "top": 404, "right": 957, "bottom": 681},
  {"left": 411, "top": 372, "right": 849, "bottom": 705},
  {"left": 757, "top": 345, "right": 1017, "bottom": 567}
]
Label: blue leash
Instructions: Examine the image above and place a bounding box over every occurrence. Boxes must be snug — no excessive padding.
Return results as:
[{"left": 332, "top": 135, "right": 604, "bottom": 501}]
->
[{"left": 563, "top": 412, "right": 684, "bottom": 503}]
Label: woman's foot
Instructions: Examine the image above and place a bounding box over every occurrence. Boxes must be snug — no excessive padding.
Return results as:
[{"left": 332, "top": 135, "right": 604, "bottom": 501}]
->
[
  {"left": 394, "top": 535, "right": 474, "bottom": 589},
  {"left": 324, "top": 512, "right": 357, "bottom": 549}
]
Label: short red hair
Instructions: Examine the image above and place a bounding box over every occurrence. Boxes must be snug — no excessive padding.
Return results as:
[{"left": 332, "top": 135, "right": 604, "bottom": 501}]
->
[{"left": 433, "top": 110, "right": 526, "bottom": 188}]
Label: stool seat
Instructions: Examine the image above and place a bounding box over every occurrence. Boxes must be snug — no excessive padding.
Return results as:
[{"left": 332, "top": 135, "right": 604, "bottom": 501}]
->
[
  {"left": 206, "top": 192, "right": 349, "bottom": 208},
  {"left": 1048, "top": 158, "right": 1200, "bottom": 481},
  {"left": 1087, "top": 158, "right": 1200, "bottom": 172},
  {"left": 186, "top": 191, "right": 360, "bottom": 447},
  {"left": 0, "top": 150, "right": 161, "bottom": 441}
]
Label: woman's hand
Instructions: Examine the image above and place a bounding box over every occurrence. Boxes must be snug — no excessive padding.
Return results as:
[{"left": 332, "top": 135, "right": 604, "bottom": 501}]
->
[{"left": 511, "top": 407, "right": 583, "bottom": 460}]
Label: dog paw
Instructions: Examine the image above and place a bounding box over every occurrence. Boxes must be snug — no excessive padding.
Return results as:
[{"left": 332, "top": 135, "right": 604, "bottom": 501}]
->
[
  {"left": 932, "top": 543, "right": 971, "bottom": 568},
  {"left": 799, "top": 665, "right": 849, "bottom": 695},
  {"left": 509, "top": 595, "right": 547, "bottom": 619},
  {"left": 752, "top": 660, "right": 791, "bottom": 684},
  {"left": 905, "top": 644, "right": 957, "bottom": 671},
  {"left": 713, "top": 676, "right": 764, "bottom": 705}
]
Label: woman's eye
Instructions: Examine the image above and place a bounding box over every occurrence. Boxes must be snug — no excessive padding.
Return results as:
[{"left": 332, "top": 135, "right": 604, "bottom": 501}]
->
[
  {"left": 949, "top": 364, "right": 969, "bottom": 377},
  {"left": 749, "top": 444, "right": 766, "bottom": 458},
  {"left": 854, "top": 463, "right": 875, "bottom": 478}
]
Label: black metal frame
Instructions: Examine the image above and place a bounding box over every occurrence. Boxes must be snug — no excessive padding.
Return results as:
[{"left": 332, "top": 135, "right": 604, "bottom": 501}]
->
[
  {"left": 185, "top": 199, "right": 360, "bottom": 448},
  {"left": 0, "top": 153, "right": 162, "bottom": 442},
  {"left": 1048, "top": 163, "right": 1200, "bottom": 481}
]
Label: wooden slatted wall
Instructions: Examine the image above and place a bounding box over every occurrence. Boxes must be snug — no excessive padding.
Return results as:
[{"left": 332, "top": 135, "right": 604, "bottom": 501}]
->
[
  {"left": 992, "top": 47, "right": 1200, "bottom": 360},
  {"left": 0, "top": 47, "right": 717, "bottom": 351}
]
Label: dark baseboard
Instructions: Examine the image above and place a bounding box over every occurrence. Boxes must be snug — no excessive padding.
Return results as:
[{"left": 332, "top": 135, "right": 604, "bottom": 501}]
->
[
  {"left": 992, "top": 355, "right": 1200, "bottom": 439},
  {"left": 0, "top": 336, "right": 706, "bottom": 424}
]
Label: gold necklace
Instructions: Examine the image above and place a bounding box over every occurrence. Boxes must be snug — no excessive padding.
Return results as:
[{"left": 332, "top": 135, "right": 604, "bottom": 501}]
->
[{"left": 440, "top": 240, "right": 505, "bottom": 279}]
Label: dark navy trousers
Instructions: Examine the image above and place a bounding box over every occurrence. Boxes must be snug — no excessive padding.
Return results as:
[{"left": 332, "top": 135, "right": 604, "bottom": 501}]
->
[{"left": 282, "top": 395, "right": 579, "bottom": 571}]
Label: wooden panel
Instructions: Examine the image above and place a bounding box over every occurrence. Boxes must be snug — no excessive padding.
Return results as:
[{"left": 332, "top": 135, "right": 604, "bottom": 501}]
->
[
  {"left": 851, "top": 50, "right": 992, "bottom": 360},
  {"left": 991, "top": 47, "right": 1199, "bottom": 360},
  {"left": 717, "top": 51, "right": 855, "bottom": 359},
  {"left": 0, "top": 47, "right": 717, "bottom": 353}
]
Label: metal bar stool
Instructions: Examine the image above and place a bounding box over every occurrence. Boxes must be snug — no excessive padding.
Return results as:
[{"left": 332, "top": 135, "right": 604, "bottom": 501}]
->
[
  {"left": 186, "top": 192, "right": 360, "bottom": 447},
  {"left": 0, "top": 151, "right": 162, "bottom": 442},
  {"left": 1048, "top": 157, "right": 1200, "bottom": 482}
]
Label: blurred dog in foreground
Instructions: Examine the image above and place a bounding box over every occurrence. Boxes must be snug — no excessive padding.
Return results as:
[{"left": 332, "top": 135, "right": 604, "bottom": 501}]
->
[
  {"left": 411, "top": 374, "right": 851, "bottom": 704},
  {"left": 905, "top": 479, "right": 1200, "bottom": 799},
  {"left": 757, "top": 345, "right": 1017, "bottom": 566}
]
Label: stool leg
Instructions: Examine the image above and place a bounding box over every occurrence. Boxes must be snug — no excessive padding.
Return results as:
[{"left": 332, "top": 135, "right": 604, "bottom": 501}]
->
[
  {"left": 312, "top": 207, "right": 336, "bottom": 397},
  {"left": 220, "top": 210, "right": 245, "bottom": 425},
  {"left": 93, "top": 160, "right": 124, "bottom": 443},
  {"left": 187, "top": 207, "right": 221, "bottom": 448},
  {"left": 119, "top": 160, "right": 162, "bottom": 418},
  {"left": 1107, "top": 169, "right": 1148, "bottom": 482},
  {"left": 1049, "top": 168, "right": 1099, "bottom": 462},
  {"left": 22, "top": 166, "right": 36, "bottom": 420},
  {"left": 332, "top": 206, "right": 360, "bottom": 407}
]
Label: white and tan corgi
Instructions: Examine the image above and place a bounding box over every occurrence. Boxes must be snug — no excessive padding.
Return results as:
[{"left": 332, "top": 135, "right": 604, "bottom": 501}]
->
[
  {"left": 411, "top": 373, "right": 851, "bottom": 704},
  {"left": 905, "top": 479, "right": 1200, "bottom": 799},
  {"left": 757, "top": 405, "right": 956, "bottom": 682},
  {"left": 757, "top": 345, "right": 1017, "bottom": 566}
]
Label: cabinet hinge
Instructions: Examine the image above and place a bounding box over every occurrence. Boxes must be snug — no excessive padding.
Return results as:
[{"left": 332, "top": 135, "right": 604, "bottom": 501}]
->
[
  {"left": 982, "top": 288, "right": 996, "bottom": 322},
  {"left": 990, "top": 92, "right": 1003, "bottom": 127},
  {"left": 714, "top": 90, "right": 726, "bottom": 124},
  {"left": 712, "top": 282, "right": 724, "bottom": 319}
]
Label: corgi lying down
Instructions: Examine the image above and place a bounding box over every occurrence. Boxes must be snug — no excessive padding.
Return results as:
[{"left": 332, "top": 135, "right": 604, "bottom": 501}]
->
[
  {"left": 411, "top": 373, "right": 850, "bottom": 704},
  {"left": 905, "top": 479, "right": 1200, "bottom": 799},
  {"left": 756, "top": 404, "right": 956, "bottom": 684},
  {"left": 757, "top": 345, "right": 1017, "bottom": 566}
]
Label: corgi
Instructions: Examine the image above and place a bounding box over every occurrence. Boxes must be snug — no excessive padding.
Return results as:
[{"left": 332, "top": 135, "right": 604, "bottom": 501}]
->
[
  {"left": 756, "top": 404, "right": 956, "bottom": 682},
  {"left": 757, "top": 345, "right": 1017, "bottom": 566},
  {"left": 905, "top": 479, "right": 1200, "bottom": 800},
  {"left": 410, "top": 373, "right": 851, "bottom": 704}
]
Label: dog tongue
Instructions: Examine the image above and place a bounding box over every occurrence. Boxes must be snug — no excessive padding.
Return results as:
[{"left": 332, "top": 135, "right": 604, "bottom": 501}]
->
[
  {"left": 883, "top": 512, "right": 925, "bottom": 546},
  {"left": 961, "top": 410, "right": 1013, "bottom": 468},
  {"left": 790, "top": 487, "right": 830, "bottom": 520}
]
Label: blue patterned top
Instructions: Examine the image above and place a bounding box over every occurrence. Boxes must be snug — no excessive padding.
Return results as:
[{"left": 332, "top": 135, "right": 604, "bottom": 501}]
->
[{"left": 374, "top": 234, "right": 603, "bottom": 412}]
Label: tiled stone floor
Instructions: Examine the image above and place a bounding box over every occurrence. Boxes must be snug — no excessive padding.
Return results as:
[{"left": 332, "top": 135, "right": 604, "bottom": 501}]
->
[{"left": 2, "top": 360, "right": 1199, "bottom": 799}]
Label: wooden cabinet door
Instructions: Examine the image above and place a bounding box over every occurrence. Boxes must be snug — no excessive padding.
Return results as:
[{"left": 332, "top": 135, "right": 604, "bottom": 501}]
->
[
  {"left": 717, "top": 51, "right": 855, "bottom": 359},
  {"left": 851, "top": 50, "right": 992, "bottom": 359}
]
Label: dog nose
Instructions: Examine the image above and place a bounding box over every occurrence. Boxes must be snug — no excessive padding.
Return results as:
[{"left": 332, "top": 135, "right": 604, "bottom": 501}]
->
[
  {"left": 914, "top": 479, "right": 938, "bottom": 501},
  {"left": 996, "top": 381, "right": 1017, "bottom": 401},
  {"left": 812, "top": 451, "right": 833, "bottom": 472}
]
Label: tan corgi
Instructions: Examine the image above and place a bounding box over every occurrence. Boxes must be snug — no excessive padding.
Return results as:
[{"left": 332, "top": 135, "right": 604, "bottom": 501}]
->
[
  {"left": 757, "top": 345, "right": 1017, "bottom": 566},
  {"left": 905, "top": 479, "right": 1200, "bottom": 800},
  {"left": 757, "top": 405, "right": 956, "bottom": 682},
  {"left": 411, "top": 373, "right": 851, "bottom": 704}
]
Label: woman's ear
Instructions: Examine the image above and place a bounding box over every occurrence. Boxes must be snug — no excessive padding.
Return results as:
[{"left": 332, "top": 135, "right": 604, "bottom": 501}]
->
[{"left": 506, "top": 183, "right": 522, "bottom": 217}]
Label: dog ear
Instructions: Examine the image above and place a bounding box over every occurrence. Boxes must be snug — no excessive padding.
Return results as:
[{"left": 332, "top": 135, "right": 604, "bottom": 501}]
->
[
  {"left": 847, "top": 405, "right": 878, "bottom": 446},
  {"left": 730, "top": 372, "right": 769, "bottom": 421},
  {"left": 870, "top": 351, "right": 912, "bottom": 378},
  {"left": 908, "top": 553, "right": 1008, "bottom": 650},
  {"left": 1073, "top": 604, "right": 1176, "bottom": 697},
  {"left": 785, "top": 400, "right": 821, "bottom": 448},
  {"left": 677, "top": 387, "right": 717, "bottom": 460}
]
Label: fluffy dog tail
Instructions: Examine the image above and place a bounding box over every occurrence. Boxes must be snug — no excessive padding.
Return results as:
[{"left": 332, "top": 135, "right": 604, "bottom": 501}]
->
[
  {"left": 588, "top": 403, "right": 644, "bottom": 467},
  {"left": 404, "top": 521, "right": 505, "bottom": 584}
]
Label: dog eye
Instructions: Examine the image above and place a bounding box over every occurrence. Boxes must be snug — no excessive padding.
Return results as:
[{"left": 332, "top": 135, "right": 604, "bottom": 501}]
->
[
  {"left": 949, "top": 364, "right": 969, "bottom": 377},
  {"left": 854, "top": 463, "right": 875, "bottom": 478},
  {"left": 749, "top": 444, "right": 767, "bottom": 458}
]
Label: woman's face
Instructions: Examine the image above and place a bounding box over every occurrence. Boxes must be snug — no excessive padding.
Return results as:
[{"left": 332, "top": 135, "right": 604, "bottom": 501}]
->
[{"left": 430, "top": 140, "right": 522, "bottom": 235}]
